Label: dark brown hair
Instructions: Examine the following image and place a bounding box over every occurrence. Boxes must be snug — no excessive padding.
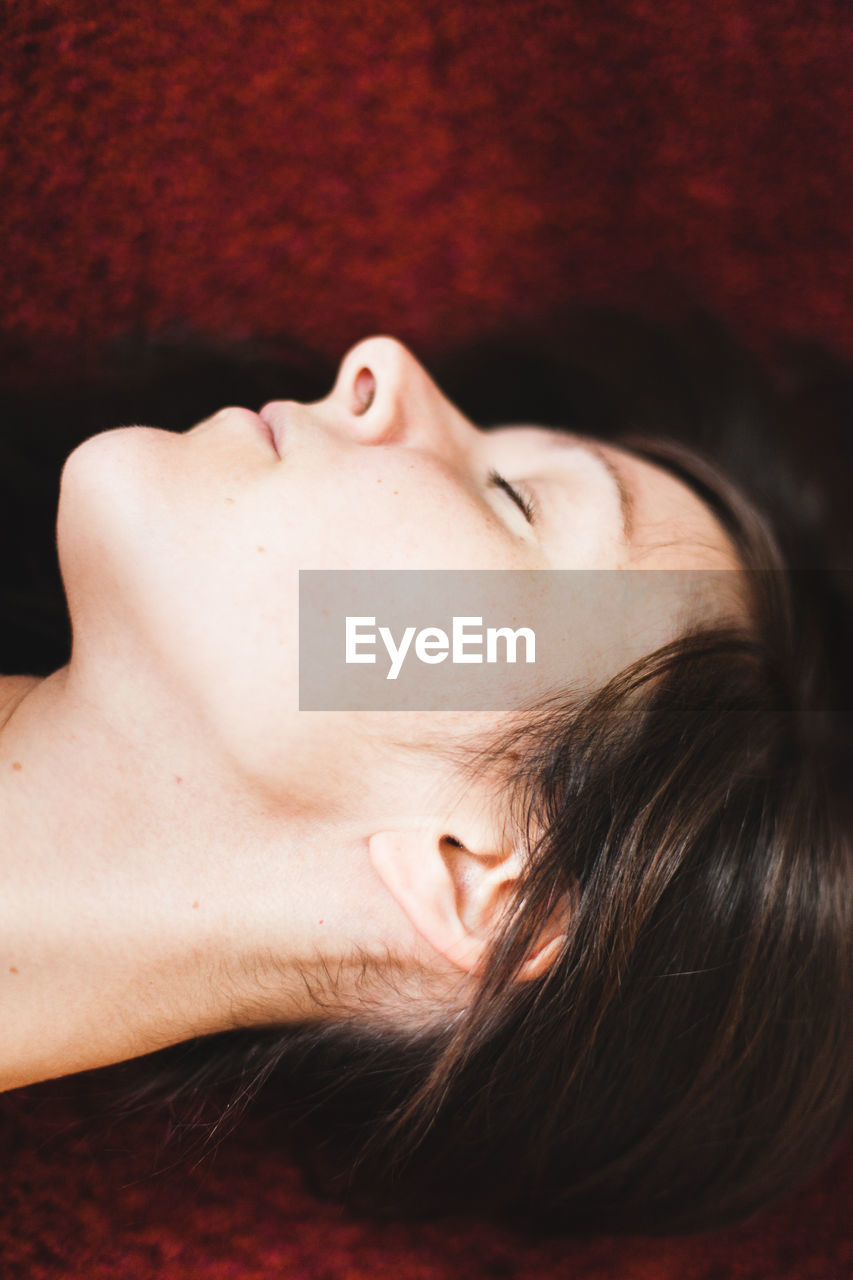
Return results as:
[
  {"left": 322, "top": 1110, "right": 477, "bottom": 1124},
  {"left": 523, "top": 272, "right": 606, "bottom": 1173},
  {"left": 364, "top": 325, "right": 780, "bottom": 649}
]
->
[
  {"left": 3, "top": 312, "right": 852, "bottom": 1235},
  {"left": 335, "top": 435, "right": 851, "bottom": 1235}
]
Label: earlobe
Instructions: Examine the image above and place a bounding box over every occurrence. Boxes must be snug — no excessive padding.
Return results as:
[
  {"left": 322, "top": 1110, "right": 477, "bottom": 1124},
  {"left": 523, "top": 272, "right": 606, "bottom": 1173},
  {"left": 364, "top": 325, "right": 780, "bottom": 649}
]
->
[{"left": 516, "top": 930, "right": 567, "bottom": 982}]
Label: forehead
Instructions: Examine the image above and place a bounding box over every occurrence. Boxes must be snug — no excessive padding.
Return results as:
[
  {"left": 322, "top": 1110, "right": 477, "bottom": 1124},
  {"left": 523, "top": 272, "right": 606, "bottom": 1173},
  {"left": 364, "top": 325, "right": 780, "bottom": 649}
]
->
[
  {"left": 596, "top": 441, "right": 744, "bottom": 571},
  {"left": 515, "top": 428, "right": 752, "bottom": 658}
]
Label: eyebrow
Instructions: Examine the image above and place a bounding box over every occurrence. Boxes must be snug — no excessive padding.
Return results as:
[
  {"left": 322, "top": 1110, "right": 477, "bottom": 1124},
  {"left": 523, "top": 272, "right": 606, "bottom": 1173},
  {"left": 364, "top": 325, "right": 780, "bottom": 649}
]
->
[{"left": 584, "top": 442, "right": 635, "bottom": 543}]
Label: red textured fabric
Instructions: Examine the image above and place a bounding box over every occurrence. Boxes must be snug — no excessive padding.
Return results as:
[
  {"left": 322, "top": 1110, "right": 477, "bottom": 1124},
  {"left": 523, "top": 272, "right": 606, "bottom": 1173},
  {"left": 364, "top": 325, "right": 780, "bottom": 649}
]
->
[
  {"left": 3, "top": 0, "right": 853, "bottom": 367},
  {"left": 1, "top": 1, "right": 851, "bottom": 1274},
  {"left": 1, "top": 1077, "right": 851, "bottom": 1279}
]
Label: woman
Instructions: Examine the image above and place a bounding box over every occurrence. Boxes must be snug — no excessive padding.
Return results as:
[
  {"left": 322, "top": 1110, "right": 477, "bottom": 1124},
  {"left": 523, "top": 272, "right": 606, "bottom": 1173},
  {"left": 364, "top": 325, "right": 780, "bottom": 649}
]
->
[{"left": 0, "top": 320, "right": 850, "bottom": 1235}]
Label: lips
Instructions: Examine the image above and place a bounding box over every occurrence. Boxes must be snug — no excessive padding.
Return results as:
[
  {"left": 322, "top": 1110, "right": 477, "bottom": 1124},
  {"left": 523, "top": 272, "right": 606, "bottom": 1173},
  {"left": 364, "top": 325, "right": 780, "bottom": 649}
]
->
[
  {"left": 257, "top": 413, "right": 279, "bottom": 457},
  {"left": 259, "top": 401, "right": 286, "bottom": 458}
]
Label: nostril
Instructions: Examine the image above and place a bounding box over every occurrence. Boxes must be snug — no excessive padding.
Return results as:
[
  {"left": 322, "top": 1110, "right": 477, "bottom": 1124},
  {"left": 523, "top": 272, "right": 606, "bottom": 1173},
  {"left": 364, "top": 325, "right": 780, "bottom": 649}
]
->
[{"left": 353, "top": 367, "right": 376, "bottom": 415}]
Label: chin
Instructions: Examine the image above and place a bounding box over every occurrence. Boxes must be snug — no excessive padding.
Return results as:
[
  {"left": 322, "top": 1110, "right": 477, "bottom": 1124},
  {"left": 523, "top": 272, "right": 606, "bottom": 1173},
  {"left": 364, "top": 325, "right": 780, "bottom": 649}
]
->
[{"left": 56, "top": 426, "right": 183, "bottom": 651}]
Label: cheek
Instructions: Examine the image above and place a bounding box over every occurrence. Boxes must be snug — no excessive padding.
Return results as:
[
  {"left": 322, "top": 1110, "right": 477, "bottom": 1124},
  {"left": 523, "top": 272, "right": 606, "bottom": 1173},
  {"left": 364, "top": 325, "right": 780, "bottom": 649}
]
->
[{"left": 278, "top": 461, "right": 520, "bottom": 572}]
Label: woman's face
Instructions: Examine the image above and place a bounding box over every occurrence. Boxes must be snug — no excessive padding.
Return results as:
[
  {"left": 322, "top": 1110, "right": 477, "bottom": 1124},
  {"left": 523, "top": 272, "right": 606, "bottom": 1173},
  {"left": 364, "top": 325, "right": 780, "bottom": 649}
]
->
[{"left": 56, "top": 336, "right": 744, "bottom": 802}]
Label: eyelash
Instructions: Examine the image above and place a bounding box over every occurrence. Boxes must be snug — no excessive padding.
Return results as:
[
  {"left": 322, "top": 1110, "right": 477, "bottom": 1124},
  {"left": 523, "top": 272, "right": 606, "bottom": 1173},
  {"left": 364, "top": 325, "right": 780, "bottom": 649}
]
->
[{"left": 488, "top": 469, "right": 537, "bottom": 524}]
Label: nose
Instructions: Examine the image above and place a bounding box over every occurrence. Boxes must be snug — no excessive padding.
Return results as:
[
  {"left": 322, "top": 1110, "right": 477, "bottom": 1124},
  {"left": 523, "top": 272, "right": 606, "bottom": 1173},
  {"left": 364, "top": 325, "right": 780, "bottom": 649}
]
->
[{"left": 323, "top": 335, "right": 471, "bottom": 453}]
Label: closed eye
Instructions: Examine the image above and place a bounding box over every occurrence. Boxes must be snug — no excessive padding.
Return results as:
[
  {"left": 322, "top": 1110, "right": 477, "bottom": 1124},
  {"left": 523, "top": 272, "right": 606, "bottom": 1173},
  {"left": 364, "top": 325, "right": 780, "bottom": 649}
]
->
[{"left": 488, "top": 469, "right": 537, "bottom": 524}]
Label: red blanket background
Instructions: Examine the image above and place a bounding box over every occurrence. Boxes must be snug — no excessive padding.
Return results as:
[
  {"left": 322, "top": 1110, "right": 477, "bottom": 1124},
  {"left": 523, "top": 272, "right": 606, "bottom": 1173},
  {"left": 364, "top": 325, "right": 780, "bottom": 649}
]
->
[{"left": 1, "top": 1, "right": 851, "bottom": 1275}]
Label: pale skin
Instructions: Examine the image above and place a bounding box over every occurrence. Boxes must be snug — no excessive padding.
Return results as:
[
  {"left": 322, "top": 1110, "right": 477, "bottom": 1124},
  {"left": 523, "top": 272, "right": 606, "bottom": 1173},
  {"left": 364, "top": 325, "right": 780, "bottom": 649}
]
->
[{"left": 0, "top": 336, "right": 745, "bottom": 1092}]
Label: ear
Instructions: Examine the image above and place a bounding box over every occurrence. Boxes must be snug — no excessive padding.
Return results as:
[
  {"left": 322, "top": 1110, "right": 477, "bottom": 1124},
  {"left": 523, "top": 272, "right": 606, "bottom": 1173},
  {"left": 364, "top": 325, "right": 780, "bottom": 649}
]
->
[{"left": 368, "top": 827, "right": 568, "bottom": 981}]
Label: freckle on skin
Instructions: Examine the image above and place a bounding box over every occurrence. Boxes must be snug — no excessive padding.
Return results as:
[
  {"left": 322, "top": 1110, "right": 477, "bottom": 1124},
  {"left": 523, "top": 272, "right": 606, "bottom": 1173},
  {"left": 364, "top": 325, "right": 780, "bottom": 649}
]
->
[
  {"left": 257, "top": 546, "right": 266, "bottom": 552},
  {"left": 192, "top": 901, "right": 199, "bottom": 909},
  {"left": 9, "top": 966, "right": 18, "bottom": 974},
  {"left": 12, "top": 761, "right": 22, "bottom": 771},
  {"left": 225, "top": 497, "right": 235, "bottom": 505}
]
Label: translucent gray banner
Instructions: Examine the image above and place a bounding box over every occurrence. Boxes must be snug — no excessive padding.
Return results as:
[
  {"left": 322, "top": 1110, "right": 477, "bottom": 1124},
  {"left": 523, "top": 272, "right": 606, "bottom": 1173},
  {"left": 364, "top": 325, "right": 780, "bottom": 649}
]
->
[{"left": 298, "top": 569, "right": 754, "bottom": 711}]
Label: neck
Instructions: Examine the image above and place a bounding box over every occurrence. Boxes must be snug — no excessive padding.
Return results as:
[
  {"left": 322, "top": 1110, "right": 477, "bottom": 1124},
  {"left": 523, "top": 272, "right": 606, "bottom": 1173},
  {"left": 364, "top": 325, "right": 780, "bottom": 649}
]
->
[{"left": 0, "top": 667, "right": 393, "bottom": 1091}]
